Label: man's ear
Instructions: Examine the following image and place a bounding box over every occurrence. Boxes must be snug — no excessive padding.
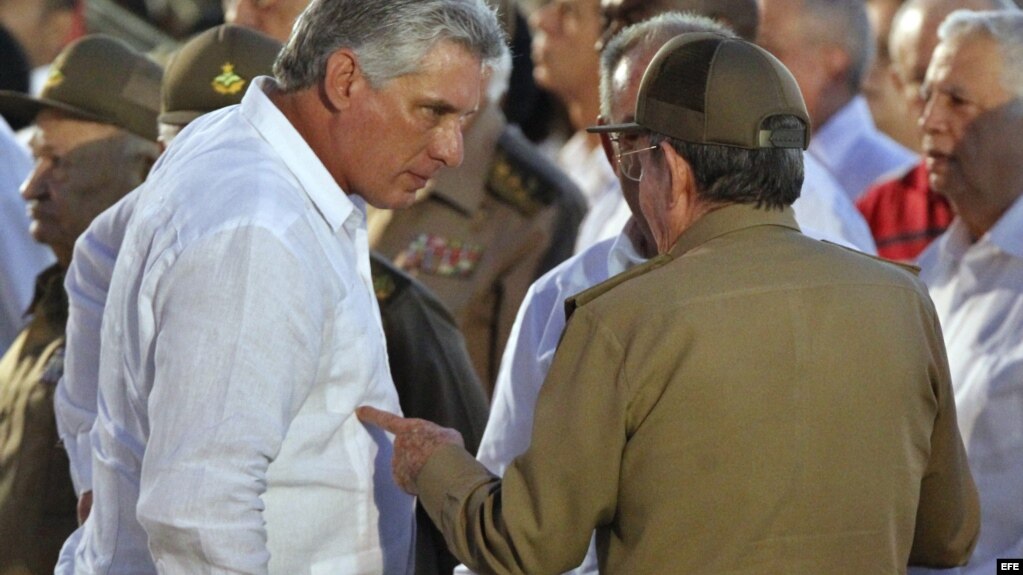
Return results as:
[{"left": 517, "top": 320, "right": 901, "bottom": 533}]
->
[
  {"left": 823, "top": 44, "right": 852, "bottom": 84},
  {"left": 660, "top": 142, "right": 695, "bottom": 209},
  {"left": 323, "top": 48, "right": 361, "bottom": 112}
]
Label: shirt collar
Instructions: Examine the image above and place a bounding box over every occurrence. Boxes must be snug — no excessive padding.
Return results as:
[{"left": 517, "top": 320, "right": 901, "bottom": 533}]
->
[
  {"left": 987, "top": 194, "right": 1023, "bottom": 260},
  {"left": 241, "top": 76, "right": 356, "bottom": 234},
  {"left": 668, "top": 204, "right": 801, "bottom": 259},
  {"left": 934, "top": 194, "right": 1023, "bottom": 263},
  {"left": 607, "top": 221, "right": 648, "bottom": 275},
  {"left": 427, "top": 102, "right": 506, "bottom": 215}
]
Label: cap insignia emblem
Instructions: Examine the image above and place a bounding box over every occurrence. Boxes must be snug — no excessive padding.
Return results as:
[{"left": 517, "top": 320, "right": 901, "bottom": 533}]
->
[
  {"left": 44, "top": 68, "right": 65, "bottom": 90},
  {"left": 212, "top": 63, "right": 246, "bottom": 95}
]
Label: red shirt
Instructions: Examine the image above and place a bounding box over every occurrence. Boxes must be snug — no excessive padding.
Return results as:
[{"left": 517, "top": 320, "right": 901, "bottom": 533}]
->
[{"left": 857, "top": 161, "right": 955, "bottom": 262}]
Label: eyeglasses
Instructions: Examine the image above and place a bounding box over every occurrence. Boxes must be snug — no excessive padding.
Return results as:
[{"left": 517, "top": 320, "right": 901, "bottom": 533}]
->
[{"left": 610, "top": 135, "right": 658, "bottom": 182}]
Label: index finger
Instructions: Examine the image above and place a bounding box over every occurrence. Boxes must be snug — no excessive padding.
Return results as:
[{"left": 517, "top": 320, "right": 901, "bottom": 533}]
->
[{"left": 356, "top": 405, "right": 409, "bottom": 434}]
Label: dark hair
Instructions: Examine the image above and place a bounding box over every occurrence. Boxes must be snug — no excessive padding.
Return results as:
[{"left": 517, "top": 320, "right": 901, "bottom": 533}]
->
[{"left": 652, "top": 115, "right": 805, "bottom": 210}]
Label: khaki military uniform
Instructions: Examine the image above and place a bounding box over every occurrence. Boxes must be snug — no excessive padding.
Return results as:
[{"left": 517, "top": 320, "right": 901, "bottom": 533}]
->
[
  {"left": 417, "top": 204, "right": 979, "bottom": 574},
  {"left": 0, "top": 266, "right": 77, "bottom": 575},
  {"left": 371, "top": 105, "right": 585, "bottom": 393}
]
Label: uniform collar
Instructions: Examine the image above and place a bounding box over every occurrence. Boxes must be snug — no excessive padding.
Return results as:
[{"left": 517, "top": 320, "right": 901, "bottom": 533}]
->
[
  {"left": 426, "top": 102, "right": 506, "bottom": 215},
  {"left": 241, "top": 76, "right": 357, "bottom": 235},
  {"left": 27, "top": 263, "right": 67, "bottom": 324},
  {"left": 668, "top": 203, "right": 800, "bottom": 259}
]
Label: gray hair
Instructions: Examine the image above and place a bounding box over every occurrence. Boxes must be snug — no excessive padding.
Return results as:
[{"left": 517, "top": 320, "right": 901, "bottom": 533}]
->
[
  {"left": 660, "top": 0, "right": 759, "bottom": 40},
  {"left": 651, "top": 115, "right": 805, "bottom": 209},
  {"left": 938, "top": 9, "right": 1023, "bottom": 97},
  {"left": 801, "top": 0, "right": 874, "bottom": 92},
  {"left": 890, "top": 0, "right": 1015, "bottom": 62},
  {"left": 599, "top": 12, "right": 734, "bottom": 118},
  {"left": 485, "top": 48, "right": 513, "bottom": 105},
  {"left": 274, "top": 0, "right": 508, "bottom": 92}
]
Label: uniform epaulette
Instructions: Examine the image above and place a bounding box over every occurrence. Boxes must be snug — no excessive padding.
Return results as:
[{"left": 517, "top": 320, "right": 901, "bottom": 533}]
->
[
  {"left": 369, "top": 252, "right": 410, "bottom": 303},
  {"left": 820, "top": 240, "right": 922, "bottom": 277},
  {"left": 564, "top": 253, "right": 673, "bottom": 321},
  {"left": 486, "top": 126, "right": 578, "bottom": 217}
]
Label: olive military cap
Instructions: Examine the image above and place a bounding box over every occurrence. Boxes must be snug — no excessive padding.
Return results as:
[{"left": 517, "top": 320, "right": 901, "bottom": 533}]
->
[
  {"left": 589, "top": 32, "right": 810, "bottom": 150},
  {"left": 159, "top": 24, "right": 282, "bottom": 126},
  {"left": 0, "top": 34, "right": 162, "bottom": 142}
]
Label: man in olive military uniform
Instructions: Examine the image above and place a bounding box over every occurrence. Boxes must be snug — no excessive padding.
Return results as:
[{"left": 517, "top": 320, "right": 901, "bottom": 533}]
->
[
  {"left": 53, "top": 24, "right": 487, "bottom": 575},
  {"left": 0, "top": 36, "right": 162, "bottom": 575},
  {"left": 362, "top": 32, "right": 979, "bottom": 574},
  {"left": 371, "top": 54, "right": 586, "bottom": 393}
]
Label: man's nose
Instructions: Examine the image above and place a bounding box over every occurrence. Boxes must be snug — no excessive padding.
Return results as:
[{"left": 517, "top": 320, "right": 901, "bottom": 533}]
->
[
  {"left": 918, "top": 96, "right": 945, "bottom": 134},
  {"left": 20, "top": 160, "right": 51, "bottom": 202},
  {"left": 431, "top": 122, "right": 464, "bottom": 168}
]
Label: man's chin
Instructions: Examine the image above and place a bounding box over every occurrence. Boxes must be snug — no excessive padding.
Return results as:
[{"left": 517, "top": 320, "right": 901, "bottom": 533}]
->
[{"left": 363, "top": 189, "right": 419, "bottom": 211}]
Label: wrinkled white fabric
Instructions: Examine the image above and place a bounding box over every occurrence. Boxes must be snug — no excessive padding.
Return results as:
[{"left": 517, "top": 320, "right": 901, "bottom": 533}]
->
[
  {"left": 918, "top": 195, "right": 1023, "bottom": 575},
  {"left": 58, "top": 78, "right": 414, "bottom": 575}
]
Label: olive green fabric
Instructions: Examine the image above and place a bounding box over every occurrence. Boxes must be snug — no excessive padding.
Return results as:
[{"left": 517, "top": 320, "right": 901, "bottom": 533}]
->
[
  {"left": 0, "top": 266, "right": 77, "bottom": 575},
  {"left": 588, "top": 32, "right": 810, "bottom": 150},
  {"left": 0, "top": 35, "right": 162, "bottom": 142},
  {"left": 417, "top": 204, "right": 979, "bottom": 574},
  {"left": 160, "top": 25, "right": 282, "bottom": 126}
]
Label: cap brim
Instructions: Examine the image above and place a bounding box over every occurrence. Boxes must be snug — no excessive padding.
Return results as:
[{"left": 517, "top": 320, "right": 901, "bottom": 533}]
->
[
  {"left": 0, "top": 89, "right": 114, "bottom": 128},
  {"left": 585, "top": 122, "right": 645, "bottom": 134}
]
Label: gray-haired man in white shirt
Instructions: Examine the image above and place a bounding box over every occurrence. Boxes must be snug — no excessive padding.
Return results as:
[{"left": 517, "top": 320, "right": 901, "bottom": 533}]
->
[{"left": 60, "top": 1, "right": 506, "bottom": 573}]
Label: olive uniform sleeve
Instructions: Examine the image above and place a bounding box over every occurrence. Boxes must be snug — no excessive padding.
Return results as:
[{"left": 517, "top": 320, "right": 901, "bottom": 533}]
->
[
  {"left": 416, "top": 306, "right": 627, "bottom": 574},
  {"left": 908, "top": 298, "right": 980, "bottom": 567}
]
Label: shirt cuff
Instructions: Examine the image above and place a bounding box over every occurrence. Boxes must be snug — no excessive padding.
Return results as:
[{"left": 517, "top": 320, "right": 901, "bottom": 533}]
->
[
  {"left": 61, "top": 430, "right": 93, "bottom": 496},
  {"left": 417, "top": 444, "right": 496, "bottom": 536}
]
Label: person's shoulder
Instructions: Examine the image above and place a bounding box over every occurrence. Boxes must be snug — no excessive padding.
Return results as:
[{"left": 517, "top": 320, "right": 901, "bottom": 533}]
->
[
  {"left": 151, "top": 114, "right": 304, "bottom": 218},
  {"left": 820, "top": 239, "right": 921, "bottom": 276},
  {"left": 370, "top": 251, "right": 456, "bottom": 322},
  {"left": 564, "top": 251, "right": 672, "bottom": 320},
  {"left": 486, "top": 125, "right": 585, "bottom": 217},
  {"left": 534, "top": 236, "right": 616, "bottom": 292},
  {"left": 371, "top": 252, "right": 415, "bottom": 303},
  {"left": 812, "top": 239, "right": 934, "bottom": 302}
]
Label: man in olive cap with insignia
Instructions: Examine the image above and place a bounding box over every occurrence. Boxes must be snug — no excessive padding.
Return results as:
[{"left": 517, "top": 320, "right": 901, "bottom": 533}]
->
[
  {"left": 362, "top": 31, "right": 979, "bottom": 573},
  {"left": 154, "top": 23, "right": 283, "bottom": 144},
  {"left": 54, "top": 23, "right": 490, "bottom": 575},
  {"left": 0, "top": 34, "right": 162, "bottom": 575}
]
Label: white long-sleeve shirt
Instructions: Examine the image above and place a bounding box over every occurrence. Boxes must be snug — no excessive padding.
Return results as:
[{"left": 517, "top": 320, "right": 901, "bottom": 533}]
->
[
  {"left": 918, "top": 196, "right": 1023, "bottom": 575},
  {"left": 56, "top": 192, "right": 136, "bottom": 497},
  {"left": 59, "top": 77, "right": 414, "bottom": 575}
]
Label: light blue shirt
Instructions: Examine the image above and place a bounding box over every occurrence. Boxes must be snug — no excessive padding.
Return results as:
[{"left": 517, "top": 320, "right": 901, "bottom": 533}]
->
[
  {"left": 0, "top": 116, "right": 55, "bottom": 352},
  {"left": 809, "top": 95, "right": 918, "bottom": 202}
]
